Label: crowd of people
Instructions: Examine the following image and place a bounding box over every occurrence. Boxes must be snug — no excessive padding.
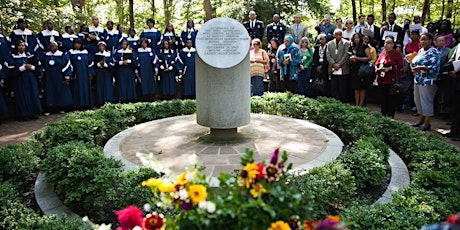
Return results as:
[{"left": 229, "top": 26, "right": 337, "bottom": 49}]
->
[
  {"left": 1, "top": 12, "right": 460, "bottom": 140},
  {"left": 246, "top": 11, "right": 460, "bottom": 140},
  {"left": 0, "top": 16, "right": 198, "bottom": 122}
]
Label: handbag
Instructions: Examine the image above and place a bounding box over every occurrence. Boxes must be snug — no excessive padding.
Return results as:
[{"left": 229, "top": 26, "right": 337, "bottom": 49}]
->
[
  {"left": 311, "top": 77, "right": 327, "bottom": 94},
  {"left": 389, "top": 65, "right": 404, "bottom": 96},
  {"left": 358, "top": 62, "right": 375, "bottom": 81}
]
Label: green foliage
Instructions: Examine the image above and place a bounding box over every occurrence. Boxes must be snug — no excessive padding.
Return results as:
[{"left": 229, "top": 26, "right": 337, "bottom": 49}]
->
[
  {"left": 35, "top": 215, "right": 91, "bottom": 230},
  {"left": 0, "top": 142, "right": 41, "bottom": 192},
  {"left": 114, "top": 167, "right": 163, "bottom": 210},
  {"left": 41, "top": 142, "right": 123, "bottom": 221},
  {"left": 290, "top": 161, "right": 356, "bottom": 216},
  {"left": 339, "top": 137, "right": 389, "bottom": 188}
]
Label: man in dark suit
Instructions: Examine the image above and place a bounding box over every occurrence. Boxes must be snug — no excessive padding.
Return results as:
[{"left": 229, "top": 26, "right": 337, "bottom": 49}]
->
[
  {"left": 244, "top": 11, "right": 264, "bottom": 40},
  {"left": 387, "top": 13, "right": 404, "bottom": 44},
  {"left": 366, "top": 14, "right": 381, "bottom": 50},
  {"left": 266, "top": 14, "right": 286, "bottom": 44}
]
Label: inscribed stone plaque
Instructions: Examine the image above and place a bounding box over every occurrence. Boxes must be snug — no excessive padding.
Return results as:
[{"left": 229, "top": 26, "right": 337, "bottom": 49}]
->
[{"left": 195, "top": 17, "right": 251, "bottom": 69}]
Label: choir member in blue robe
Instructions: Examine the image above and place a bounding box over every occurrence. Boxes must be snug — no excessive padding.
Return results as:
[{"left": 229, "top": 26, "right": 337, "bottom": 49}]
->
[
  {"left": 140, "top": 18, "right": 162, "bottom": 54},
  {"left": 37, "top": 20, "right": 61, "bottom": 52},
  {"left": 113, "top": 40, "right": 137, "bottom": 102},
  {"left": 87, "top": 16, "right": 107, "bottom": 55},
  {"left": 0, "top": 29, "right": 11, "bottom": 64},
  {"left": 158, "top": 40, "right": 178, "bottom": 99},
  {"left": 178, "top": 40, "right": 196, "bottom": 98},
  {"left": 105, "top": 21, "right": 119, "bottom": 54},
  {"left": 61, "top": 26, "right": 79, "bottom": 52},
  {"left": 127, "top": 28, "right": 140, "bottom": 50},
  {"left": 5, "top": 41, "right": 42, "bottom": 120},
  {"left": 9, "top": 19, "right": 40, "bottom": 55},
  {"left": 180, "top": 20, "right": 198, "bottom": 48},
  {"left": 78, "top": 24, "right": 91, "bottom": 51},
  {"left": 162, "top": 23, "right": 181, "bottom": 52},
  {"left": 69, "top": 39, "right": 94, "bottom": 110},
  {"left": 94, "top": 42, "right": 114, "bottom": 106},
  {"left": 136, "top": 38, "right": 158, "bottom": 99},
  {"left": 0, "top": 64, "right": 8, "bottom": 116},
  {"left": 40, "top": 41, "right": 73, "bottom": 113},
  {"left": 116, "top": 24, "right": 128, "bottom": 50}
]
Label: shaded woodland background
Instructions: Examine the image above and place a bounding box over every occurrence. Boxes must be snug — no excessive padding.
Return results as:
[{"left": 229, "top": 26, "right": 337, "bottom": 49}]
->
[{"left": 0, "top": 0, "right": 458, "bottom": 36}]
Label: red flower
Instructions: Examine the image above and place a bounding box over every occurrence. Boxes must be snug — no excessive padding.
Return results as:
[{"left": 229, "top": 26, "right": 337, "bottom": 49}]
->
[
  {"left": 447, "top": 213, "right": 460, "bottom": 225},
  {"left": 256, "top": 163, "right": 265, "bottom": 180},
  {"left": 144, "top": 213, "right": 165, "bottom": 230},
  {"left": 115, "top": 206, "right": 144, "bottom": 230}
]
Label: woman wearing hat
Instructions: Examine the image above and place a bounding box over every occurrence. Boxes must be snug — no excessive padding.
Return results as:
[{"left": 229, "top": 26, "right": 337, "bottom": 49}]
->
[
  {"left": 277, "top": 34, "right": 301, "bottom": 93},
  {"left": 94, "top": 41, "right": 114, "bottom": 106},
  {"left": 40, "top": 41, "right": 73, "bottom": 115}
]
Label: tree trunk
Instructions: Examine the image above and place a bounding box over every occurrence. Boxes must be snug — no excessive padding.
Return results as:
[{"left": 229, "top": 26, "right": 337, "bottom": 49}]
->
[
  {"left": 446, "top": 0, "right": 453, "bottom": 18},
  {"left": 421, "top": 0, "right": 429, "bottom": 25},
  {"left": 163, "top": 0, "right": 172, "bottom": 26},
  {"left": 152, "top": 0, "right": 155, "bottom": 18},
  {"left": 382, "top": 0, "right": 386, "bottom": 23},
  {"left": 359, "top": 0, "right": 362, "bottom": 15},
  {"left": 351, "top": 0, "right": 357, "bottom": 26},
  {"left": 204, "top": 0, "right": 213, "bottom": 22},
  {"left": 129, "top": 0, "right": 134, "bottom": 28},
  {"left": 441, "top": 0, "right": 445, "bottom": 19}
]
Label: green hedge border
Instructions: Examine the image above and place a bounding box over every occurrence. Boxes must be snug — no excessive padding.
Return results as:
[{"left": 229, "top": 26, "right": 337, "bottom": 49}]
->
[{"left": 1, "top": 93, "right": 459, "bottom": 229}]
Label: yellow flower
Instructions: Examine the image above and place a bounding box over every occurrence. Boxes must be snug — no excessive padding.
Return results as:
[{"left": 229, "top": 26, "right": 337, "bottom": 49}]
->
[
  {"left": 238, "top": 163, "right": 260, "bottom": 188},
  {"left": 142, "top": 178, "right": 161, "bottom": 187},
  {"left": 250, "top": 183, "right": 267, "bottom": 198},
  {"left": 188, "top": 184, "right": 208, "bottom": 205},
  {"left": 157, "top": 181, "right": 175, "bottom": 193},
  {"left": 267, "top": 220, "right": 292, "bottom": 230},
  {"left": 177, "top": 173, "right": 188, "bottom": 186}
]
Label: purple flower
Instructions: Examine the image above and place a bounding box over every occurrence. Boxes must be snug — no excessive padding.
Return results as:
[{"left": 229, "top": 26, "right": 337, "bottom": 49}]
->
[
  {"left": 270, "top": 148, "right": 280, "bottom": 165},
  {"left": 181, "top": 201, "right": 193, "bottom": 211}
]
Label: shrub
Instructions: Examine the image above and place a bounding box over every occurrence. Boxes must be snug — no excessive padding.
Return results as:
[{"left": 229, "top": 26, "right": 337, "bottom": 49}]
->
[
  {"left": 339, "top": 137, "right": 389, "bottom": 189},
  {"left": 41, "top": 142, "right": 123, "bottom": 221}
]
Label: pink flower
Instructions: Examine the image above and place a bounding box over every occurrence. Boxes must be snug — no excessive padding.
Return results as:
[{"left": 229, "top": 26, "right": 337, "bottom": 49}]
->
[
  {"left": 115, "top": 206, "right": 144, "bottom": 230},
  {"left": 447, "top": 213, "right": 460, "bottom": 225}
]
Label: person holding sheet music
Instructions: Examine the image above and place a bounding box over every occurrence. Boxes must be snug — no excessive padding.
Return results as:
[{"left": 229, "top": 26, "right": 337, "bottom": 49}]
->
[
  {"left": 158, "top": 40, "right": 178, "bottom": 99},
  {"left": 69, "top": 39, "right": 93, "bottom": 110},
  {"left": 94, "top": 41, "right": 114, "bottom": 106},
  {"left": 136, "top": 38, "right": 158, "bottom": 99},
  {"left": 178, "top": 39, "right": 197, "bottom": 98},
  {"left": 5, "top": 40, "right": 42, "bottom": 120},
  {"left": 326, "top": 29, "right": 350, "bottom": 102},
  {"left": 113, "top": 39, "right": 137, "bottom": 102},
  {"left": 277, "top": 35, "right": 301, "bottom": 93},
  {"left": 40, "top": 41, "right": 73, "bottom": 115},
  {"left": 386, "top": 13, "right": 404, "bottom": 45}
]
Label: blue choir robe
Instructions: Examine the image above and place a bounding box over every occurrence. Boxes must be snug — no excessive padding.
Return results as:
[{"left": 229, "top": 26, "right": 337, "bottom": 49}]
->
[
  {"left": 136, "top": 47, "right": 157, "bottom": 95},
  {"left": 37, "top": 30, "right": 61, "bottom": 52},
  {"left": 127, "top": 36, "right": 139, "bottom": 50},
  {"left": 61, "top": 33, "right": 79, "bottom": 52},
  {"left": 69, "top": 49, "right": 93, "bottom": 108},
  {"left": 105, "top": 29, "right": 120, "bottom": 54},
  {"left": 0, "top": 65, "right": 8, "bottom": 114},
  {"left": 0, "top": 34, "right": 11, "bottom": 64},
  {"left": 180, "top": 28, "right": 198, "bottom": 47},
  {"left": 87, "top": 26, "right": 107, "bottom": 54},
  {"left": 116, "top": 33, "right": 128, "bottom": 50},
  {"left": 40, "top": 50, "right": 73, "bottom": 108},
  {"left": 140, "top": 28, "right": 162, "bottom": 53},
  {"left": 178, "top": 47, "right": 196, "bottom": 97},
  {"left": 94, "top": 50, "right": 114, "bottom": 105},
  {"left": 162, "top": 32, "right": 181, "bottom": 52},
  {"left": 113, "top": 48, "right": 137, "bottom": 101},
  {"left": 158, "top": 49, "right": 178, "bottom": 97},
  {"left": 9, "top": 29, "right": 40, "bottom": 55},
  {"left": 78, "top": 32, "right": 91, "bottom": 51},
  {"left": 5, "top": 52, "right": 42, "bottom": 117}
]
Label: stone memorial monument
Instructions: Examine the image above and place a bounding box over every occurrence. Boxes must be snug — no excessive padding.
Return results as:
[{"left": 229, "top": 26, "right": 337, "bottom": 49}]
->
[{"left": 195, "top": 17, "right": 251, "bottom": 138}]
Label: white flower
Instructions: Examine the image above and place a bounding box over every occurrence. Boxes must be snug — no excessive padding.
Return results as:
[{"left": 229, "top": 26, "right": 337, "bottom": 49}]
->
[
  {"left": 198, "top": 201, "right": 208, "bottom": 210},
  {"left": 185, "top": 171, "right": 197, "bottom": 181},
  {"left": 188, "top": 154, "right": 198, "bottom": 165},
  {"left": 133, "top": 226, "right": 142, "bottom": 230},
  {"left": 156, "top": 202, "right": 163, "bottom": 207},
  {"left": 143, "top": 203, "right": 151, "bottom": 212},
  {"left": 96, "top": 223, "right": 112, "bottom": 230},
  {"left": 206, "top": 201, "right": 216, "bottom": 213},
  {"left": 179, "top": 188, "right": 189, "bottom": 200},
  {"left": 82, "top": 216, "right": 89, "bottom": 222}
]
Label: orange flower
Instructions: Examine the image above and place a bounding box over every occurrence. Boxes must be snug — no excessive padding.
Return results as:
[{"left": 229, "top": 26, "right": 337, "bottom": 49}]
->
[
  {"left": 327, "top": 215, "right": 340, "bottom": 224},
  {"left": 303, "top": 220, "right": 318, "bottom": 230}
]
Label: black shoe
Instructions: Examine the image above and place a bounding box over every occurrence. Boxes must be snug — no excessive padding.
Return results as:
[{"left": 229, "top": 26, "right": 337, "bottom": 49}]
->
[
  {"left": 412, "top": 122, "right": 423, "bottom": 127},
  {"left": 418, "top": 125, "right": 431, "bottom": 131}
]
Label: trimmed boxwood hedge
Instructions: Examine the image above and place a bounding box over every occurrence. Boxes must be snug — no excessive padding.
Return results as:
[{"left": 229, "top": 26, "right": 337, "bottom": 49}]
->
[{"left": 1, "top": 93, "right": 459, "bottom": 229}]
